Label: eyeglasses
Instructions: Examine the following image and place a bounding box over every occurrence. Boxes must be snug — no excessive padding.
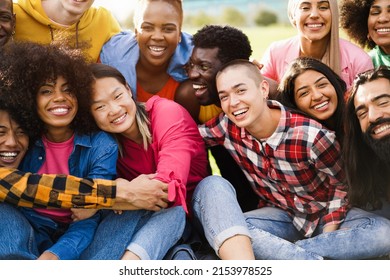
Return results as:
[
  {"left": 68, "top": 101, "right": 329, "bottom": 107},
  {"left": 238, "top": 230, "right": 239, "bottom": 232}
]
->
[{"left": 184, "top": 61, "right": 213, "bottom": 75}]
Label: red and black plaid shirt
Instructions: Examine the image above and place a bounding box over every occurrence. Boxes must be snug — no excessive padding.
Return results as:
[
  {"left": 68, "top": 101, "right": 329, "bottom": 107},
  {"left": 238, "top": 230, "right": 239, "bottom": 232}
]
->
[{"left": 199, "top": 100, "right": 349, "bottom": 237}]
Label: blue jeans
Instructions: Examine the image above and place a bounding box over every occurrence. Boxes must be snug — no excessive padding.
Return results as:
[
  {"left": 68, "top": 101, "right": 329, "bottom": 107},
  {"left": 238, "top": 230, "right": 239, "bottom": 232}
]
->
[
  {"left": 0, "top": 203, "right": 38, "bottom": 259},
  {"left": 0, "top": 203, "right": 100, "bottom": 260},
  {"left": 81, "top": 206, "right": 186, "bottom": 260},
  {"left": 192, "top": 176, "right": 251, "bottom": 257},
  {"left": 192, "top": 175, "right": 390, "bottom": 259},
  {"left": 127, "top": 206, "right": 186, "bottom": 260}
]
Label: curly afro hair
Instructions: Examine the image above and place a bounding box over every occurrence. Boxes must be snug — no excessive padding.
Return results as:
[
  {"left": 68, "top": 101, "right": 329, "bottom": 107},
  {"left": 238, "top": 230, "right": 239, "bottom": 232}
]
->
[
  {"left": 192, "top": 25, "right": 252, "bottom": 64},
  {"left": 0, "top": 79, "right": 39, "bottom": 143},
  {"left": 0, "top": 41, "right": 98, "bottom": 138},
  {"left": 340, "top": 0, "right": 374, "bottom": 49}
]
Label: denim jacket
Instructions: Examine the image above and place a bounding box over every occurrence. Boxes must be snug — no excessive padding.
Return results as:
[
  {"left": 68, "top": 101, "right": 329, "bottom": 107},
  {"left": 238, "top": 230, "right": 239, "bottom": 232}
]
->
[{"left": 19, "top": 131, "right": 118, "bottom": 259}]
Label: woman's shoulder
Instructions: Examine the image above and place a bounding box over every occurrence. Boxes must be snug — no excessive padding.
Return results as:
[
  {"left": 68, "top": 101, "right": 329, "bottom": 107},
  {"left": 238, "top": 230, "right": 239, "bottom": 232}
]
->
[
  {"left": 146, "top": 95, "right": 183, "bottom": 111},
  {"left": 339, "top": 38, "right": 370, "bottom": 55},
  {"left": 147, "top": 96, "right": 195, "bottom": 126}
]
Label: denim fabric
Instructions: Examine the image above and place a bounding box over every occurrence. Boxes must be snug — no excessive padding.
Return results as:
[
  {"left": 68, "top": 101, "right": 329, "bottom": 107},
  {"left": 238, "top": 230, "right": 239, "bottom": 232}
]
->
[
  {"left": 80, "top": 210, "right": 143, "bottom": 260},
  {"left": 81, "top": 207, "right": 186, "bottom": 260},
  {"left": 20, "top": 131, "right": 118, "bottom": 179},
  {"left": 127, "top": 206, "right": 186, "bottom": 260},
  {"left": 19, "top": 207, "right": 101, "bottom": 260},
  {"left": 100, "top": 31, "right": 193, "bottom": 99},
  {"left": 0, "top": 203, "right": 38, "bottom": 259},
  {"left": 192, "top": 175, "right": 390, "bottom": 260},
  {"left": 15, "top": 131, "right": 118, "bottom": 259},
  {"left": 191, "top": 176, "right": 251, "bottom": 257},
  {"left": 296, "top": 208, "right": 390, "bottom": 259}
]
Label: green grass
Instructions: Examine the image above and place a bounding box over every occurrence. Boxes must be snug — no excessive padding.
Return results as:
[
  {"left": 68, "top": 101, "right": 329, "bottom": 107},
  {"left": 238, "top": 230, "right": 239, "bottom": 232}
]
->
[
  {"left": 183, "top": 24, "right": 351, "bottom": 61},
  {"left": 183, "top": 24, "right": 297, "bottom": 60},
  {"left": 208, "top": 150, "right": 221, "bottom": 176},
  {"left": 240, "top": 24, "right": 296, "bottom": 60}
]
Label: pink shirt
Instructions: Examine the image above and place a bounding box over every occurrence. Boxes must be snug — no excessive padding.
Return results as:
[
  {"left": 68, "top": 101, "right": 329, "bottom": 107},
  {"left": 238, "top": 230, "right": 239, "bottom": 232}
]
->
[
  {"left": 260, "top": 36, "right": 373, "bottom": 88},
  {"left": 35, "top": 135, "right": 74, "bottom": 223},
  {"left": 117, "top": 96, "right": 209, "bottom": 214}
]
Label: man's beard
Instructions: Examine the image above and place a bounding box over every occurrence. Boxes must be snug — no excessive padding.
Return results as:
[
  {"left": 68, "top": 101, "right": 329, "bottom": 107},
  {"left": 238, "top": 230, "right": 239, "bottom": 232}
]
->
[{"left": 362, "top": 119, "right": 390, "bottom": 164}]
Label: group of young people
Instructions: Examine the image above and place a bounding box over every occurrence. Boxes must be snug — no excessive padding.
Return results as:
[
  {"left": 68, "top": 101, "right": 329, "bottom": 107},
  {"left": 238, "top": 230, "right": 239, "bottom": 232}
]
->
[{"left": 0, "top": 0, "right": 390, "bottom": 260}]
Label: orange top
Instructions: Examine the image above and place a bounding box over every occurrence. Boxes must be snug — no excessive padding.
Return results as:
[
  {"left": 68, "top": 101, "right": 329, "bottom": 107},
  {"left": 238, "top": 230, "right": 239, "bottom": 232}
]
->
[{"left": 136, "top": 77, "right": 180, "bottom": 102}]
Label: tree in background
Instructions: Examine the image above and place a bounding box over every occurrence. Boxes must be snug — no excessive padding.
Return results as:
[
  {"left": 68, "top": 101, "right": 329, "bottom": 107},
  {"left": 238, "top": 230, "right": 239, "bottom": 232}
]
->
[
  {"left": 221, "top": 7, "right": 246, "bottom": 27},
  {"left": 255, "top": 9, "right": 278, "bottom": 26}
]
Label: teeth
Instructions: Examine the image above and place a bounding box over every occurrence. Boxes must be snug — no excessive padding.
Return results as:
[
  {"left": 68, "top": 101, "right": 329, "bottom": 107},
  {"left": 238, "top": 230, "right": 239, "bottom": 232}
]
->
[
  {"left": 307, "top": 24, "right": 322, "bottom": 28},
  {"left": 51, "top": 108, "right": 68, "bottom": 113},
  {"left": 112, "top": 113, "right": 126, "bottom": 124},
  {"left": 0, "top": 152, "right": 17, "bottom": 157},
  {"left": 149, "top": 46, "right": 165, "bottom": 52},
  {"left": 193, "top": 84, "right": 206, "bottom": 90},
  {"left": 314, "top": 101, "right": 328, "bottom": 110},
  {"left": 374, "top": 124, "right": 390, "bottom": 135},
  {"left": 233, "top": 109, "right": 247, "bottom": 116},
  {"left": 377, "top": 28, "right": 390, "bottom": 33}
]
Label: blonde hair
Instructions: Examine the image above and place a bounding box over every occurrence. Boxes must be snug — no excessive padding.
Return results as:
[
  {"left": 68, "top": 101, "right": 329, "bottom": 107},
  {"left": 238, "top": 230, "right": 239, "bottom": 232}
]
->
[
  {"left": 134, "top": 102, "right": 152, "bottom": 150},
  {"left": 287, "top": 0, "right": 341, "bottom": 76}
]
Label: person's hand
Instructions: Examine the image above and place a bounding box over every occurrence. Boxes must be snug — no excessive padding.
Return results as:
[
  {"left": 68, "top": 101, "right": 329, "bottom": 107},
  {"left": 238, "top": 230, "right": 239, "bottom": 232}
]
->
[
  {"left": 251, "top": 59, "right": 263, "bottom": 70},
  {"left": 37, "top": 251, "right": 59, "bottom": 260},
  {"left": 322, "top": 224, "right": 339, "bottom": 233},
  {"left": 115, "top": 174, "right": 169, "bottom": 211},
  {"left": 71, "top": 208, "right": 98, "bottom": 221}
]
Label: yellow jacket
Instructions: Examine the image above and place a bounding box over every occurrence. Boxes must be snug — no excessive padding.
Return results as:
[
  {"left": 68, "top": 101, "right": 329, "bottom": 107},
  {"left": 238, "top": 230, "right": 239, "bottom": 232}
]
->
[{"left": 13, "top": 0, "right": 121, "bottom": 61}]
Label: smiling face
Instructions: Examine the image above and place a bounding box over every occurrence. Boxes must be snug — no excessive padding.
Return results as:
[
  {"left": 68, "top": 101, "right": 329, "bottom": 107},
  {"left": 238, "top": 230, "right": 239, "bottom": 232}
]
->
[
  {"left": 91, "top": 77, "right": 139, "bottom": 139},
  {"left": 135, "top": 1, "right": 181, "bottom": 68},
  {"left": 354, "top": 77, "right": 390, "bottom": 163},
  {"left": 36, "top": 76, "right": 77, "bottom": 139},
  {"left": 354, "top": 78, "right": 390, "bottom": 140},
  {"left": 217, "top": 65, "right": 269, "bottom": 133},
  {"left": 292, "top": 0, "right": 332, "bottom": 43},
  {"left": 294, "top": 69, "right": 338, "bottom": 121},
  {"left": 0, "top": 110, "right": 29, "bottom": 168},
  {"left": 368, "top": 0, "right": 390, "bottom": 54},
  {"left": 0, "top": 0, "right": 15, "bottom": 47},
  {"left": 186, "top": 47, "right": 222, "bottom": 105},
  {"left": 59, "top": 0, "right": 94, "bottom": 16}
]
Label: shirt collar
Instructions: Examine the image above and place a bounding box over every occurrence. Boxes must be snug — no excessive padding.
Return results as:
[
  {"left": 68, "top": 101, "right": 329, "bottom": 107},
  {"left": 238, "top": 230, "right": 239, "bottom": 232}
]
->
[{"left": 241, "top": 100, "right": 290, "bottom": 150}]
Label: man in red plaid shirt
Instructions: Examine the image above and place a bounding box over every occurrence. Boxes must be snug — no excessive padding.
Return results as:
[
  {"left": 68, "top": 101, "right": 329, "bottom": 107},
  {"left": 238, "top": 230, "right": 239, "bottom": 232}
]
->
[{"left": 192, "top": 59, "right": 390, "bottom": 259}]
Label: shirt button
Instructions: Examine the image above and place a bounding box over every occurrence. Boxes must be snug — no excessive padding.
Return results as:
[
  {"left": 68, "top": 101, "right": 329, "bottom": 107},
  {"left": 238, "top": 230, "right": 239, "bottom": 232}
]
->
[{"left": 38, "top": 156, "right": 43, "bottom": 160}]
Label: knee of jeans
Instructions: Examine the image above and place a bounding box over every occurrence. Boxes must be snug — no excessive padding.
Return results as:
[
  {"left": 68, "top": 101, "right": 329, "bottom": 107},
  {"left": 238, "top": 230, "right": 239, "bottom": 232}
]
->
[
  {"left": 372, "top": 216, "right": 390, "bottom": 241},
  {"left": 192, "top": 175, "right": 236, "bottom": 202},
  {"left": 171, "top": 206, "right": 186, "bottom": 219}
]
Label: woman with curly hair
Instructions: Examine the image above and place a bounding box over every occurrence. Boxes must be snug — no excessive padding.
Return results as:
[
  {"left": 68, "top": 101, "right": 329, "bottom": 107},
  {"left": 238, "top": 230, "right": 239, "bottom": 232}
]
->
[
  {"left": 278, "top": 57, "right": 347, "bottom": 143},
  {"left": 260, "top": 0, "right": 373, "bottom": 88},
  {"left": 340, "top": 0, "right": 390, "bottom": 67},
  {"left": 1, "top": 41, "right": 118, "bottom": 260}
]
